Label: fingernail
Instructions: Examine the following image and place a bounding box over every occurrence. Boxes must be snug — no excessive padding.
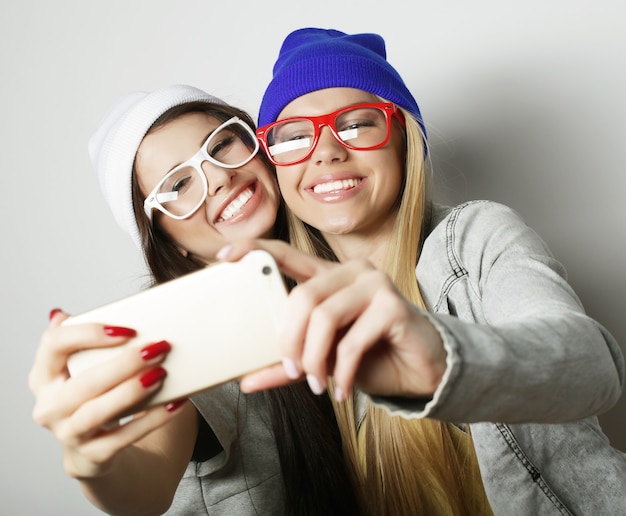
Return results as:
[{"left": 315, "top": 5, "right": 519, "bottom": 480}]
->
[
  {"left": 104, "top": 326, "right": 137, "bottom": 338},
  {"left": 140, "top": 340, "right": 171, "bottom": 361},
  {"left": 165, "top": 399, "right": 186, "bottom": 413},
  {"left": 239, "top": 378, "right": 255, "bottom": 393},
  {"left": 282, "top": 357, "right": 300, "bottom": 379},
  {"left": 216, "top": 244, "right": 233, "bottom": 260},
  {"left": 334, "top": 386, "right": 345, "bottom": 403},
  {"left": 139, "top": 367, "right": 167, "bottom": 388},
  {"left": 306, "top": 374, "right": 325, "bottom": 395},
  {"left": 49, "top": 308, "right": 63, "bottom": 321},
  {"left": 118, "top": 414, "right": 134, "bottom": 426}
]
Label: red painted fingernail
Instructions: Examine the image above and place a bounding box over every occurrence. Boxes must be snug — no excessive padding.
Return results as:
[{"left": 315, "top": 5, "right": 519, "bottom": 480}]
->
[
  {"left": 49, "top": 308, "right": 62, "bottom": 321},
  {"left": 165, "top": 399, "right": 186, "bottom": 413},
  {"left": 140, "top": 340, "right": 171, "bottom": 361},
  {"left": 103, "top": 326, "right": 137, "bottom": 338},
  {"left": 139, "top": 367, "right": 167, "bottom": 388}
]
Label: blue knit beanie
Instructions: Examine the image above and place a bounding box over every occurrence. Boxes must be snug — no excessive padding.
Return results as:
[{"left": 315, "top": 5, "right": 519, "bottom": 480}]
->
[{"left": 258, "top": 28, "right": 425, "bottom": 137}]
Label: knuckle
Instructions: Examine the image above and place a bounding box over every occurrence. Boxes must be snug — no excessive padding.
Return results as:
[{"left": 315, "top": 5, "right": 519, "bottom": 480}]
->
[
  {"left": 69, "top": 404, "right": 103, "bottom": 438},
  {"left": 87, "top": 445, "right": 116, "bottom": 467},
  {"left": 336, "top": 335, "right": 363, "bottom": 366},
  {"left": 39, "top": 327, "right": 56, "bottom": 349},
  {"left": 75, "top": 444, "right": 115, "bottom": 475},
  {"left": 31, "top": 403, "right": 51, "bottom": 427},
  {"left": 370, "top": 268, "right": 393, "bottom": 286},
  {"left": 27, "top": 369, "right": 38, "bottom": 394},
  {"left": 290, "top": 283, "right": 317, "bottom": 309},
  {"left": 375, "top": 281, "right": 405, "bottom": 309},
  {"left": 354, "top": 266, "right": 391, "bottom": 291},
  {"left": 309, "top": 303, "right": 337, "bottom": 328},
  {"left": 54, "top": 420, "right": 77, "bottom": 445}
]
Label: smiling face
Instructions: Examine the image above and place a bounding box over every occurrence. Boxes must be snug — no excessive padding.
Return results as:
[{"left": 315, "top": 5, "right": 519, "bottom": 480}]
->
[
  {"left": 135, "top": 112, "right": 280, "bottom": 263},
  {"left": 274, "top": 88, "right": 406, "bottom": 244}
]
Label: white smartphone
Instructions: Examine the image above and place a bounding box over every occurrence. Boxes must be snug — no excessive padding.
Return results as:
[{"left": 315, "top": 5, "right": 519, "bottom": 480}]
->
[{"left": 65, "top": 250, "right": 287, "bottom": 412}]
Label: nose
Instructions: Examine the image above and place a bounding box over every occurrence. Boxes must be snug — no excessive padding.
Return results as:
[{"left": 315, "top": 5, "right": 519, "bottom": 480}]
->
[
  {"left": 310, "top": 125, "right": 348, "bottom": 165},
  {"left": 201, "top": 160, "right": 236, "bottom": 196}
]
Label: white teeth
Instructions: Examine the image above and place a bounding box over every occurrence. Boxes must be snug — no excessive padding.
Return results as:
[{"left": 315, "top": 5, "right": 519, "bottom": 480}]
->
[
  {"left": 217, "top": 187, "right": 253, "bottom": 222},
  {"left": 312, "top": 178, "right": 361, "bottom": 194}
]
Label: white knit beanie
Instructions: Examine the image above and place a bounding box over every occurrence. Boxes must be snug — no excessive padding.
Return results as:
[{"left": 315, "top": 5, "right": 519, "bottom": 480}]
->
[{"left": 88, "top": 84, "right": 226, "bottom": 249}]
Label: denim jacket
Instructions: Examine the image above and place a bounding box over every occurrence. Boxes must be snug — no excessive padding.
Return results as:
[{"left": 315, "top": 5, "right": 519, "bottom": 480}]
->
[
  {"left": 170, "top": 200, "right": 625, "bottom": 515},
  {"left": 374, "top": 200, "right": 626, "bottom": 514}
]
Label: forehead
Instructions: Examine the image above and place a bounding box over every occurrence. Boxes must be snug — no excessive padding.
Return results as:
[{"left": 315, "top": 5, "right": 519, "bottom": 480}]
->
[
  {"left": 135, "top": 112, "right": 221, "bottom": 192},
  {"left": 144, "top": 111, "right": 221, "bottom": 148},
  {"left": 277, "top": 87, "right": 379, "bottom": 120}
]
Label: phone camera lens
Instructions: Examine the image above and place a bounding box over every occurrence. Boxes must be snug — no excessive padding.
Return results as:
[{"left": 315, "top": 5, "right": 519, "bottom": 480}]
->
[{"left": 262, "top": 266, "right": 272, "bottom": 275}]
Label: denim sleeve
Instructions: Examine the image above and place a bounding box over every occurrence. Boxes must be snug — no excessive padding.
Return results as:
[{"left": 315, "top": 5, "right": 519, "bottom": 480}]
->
[{"left": 372, "top": 201, "right": 624, "bottom": 423}]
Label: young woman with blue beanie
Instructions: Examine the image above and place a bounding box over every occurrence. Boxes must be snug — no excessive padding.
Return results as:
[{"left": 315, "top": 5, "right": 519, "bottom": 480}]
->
[
  {"left": 29, "top": 84, "right": 361, "bottom": 514},
  {"left": 220, "top": 27, "right": 626, "bottom": 514}
]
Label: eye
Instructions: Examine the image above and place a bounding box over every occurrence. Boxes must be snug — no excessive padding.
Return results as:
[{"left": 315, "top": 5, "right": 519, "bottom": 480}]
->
[
  {"left": 336, "top": 108, "right": 385, "bottom": 132},
  {"left": 344, "top": 119, "right": 374, "bottom": 131},
  {"left": 171, "top": 175, "right": 191, "bottom": 192},
  {"left": 337, "top": 116, "right": 376, "bottom": 132},
  {"left": 208, "top": 133, "right": 236, "bottom": 159},
  {"left": 270, "top": 120, "right": 314, "bottom": 145},
  {"left": 160, "top": 166, "right": 197, "bottom": 198}
]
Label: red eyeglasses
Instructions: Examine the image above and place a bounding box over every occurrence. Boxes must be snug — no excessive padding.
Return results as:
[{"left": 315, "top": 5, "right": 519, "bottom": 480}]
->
[{"left": 256, "top": 102, "right": 405, "bottom": 166}]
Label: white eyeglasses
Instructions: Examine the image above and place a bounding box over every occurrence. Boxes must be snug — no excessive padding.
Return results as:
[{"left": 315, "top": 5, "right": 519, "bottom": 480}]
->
[{"left": 143, "top": 117, "right": 259, "bottom": 222}]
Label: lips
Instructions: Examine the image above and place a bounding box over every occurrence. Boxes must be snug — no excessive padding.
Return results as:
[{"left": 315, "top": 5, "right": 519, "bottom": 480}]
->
[
  {"left": 215, "top": 185, "right": 255, "bottom": 223},
  {"left": 311, "top": 178, "right": 362, "bottom": 194}
]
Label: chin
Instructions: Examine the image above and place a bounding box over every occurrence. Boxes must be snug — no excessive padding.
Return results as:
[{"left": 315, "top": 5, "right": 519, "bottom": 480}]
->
[
  {"left": 242, "top": 214, "right": 277, "bottom": 240},
  {"left": 317, "top": 219, "right": 357, "bottom": 235}
]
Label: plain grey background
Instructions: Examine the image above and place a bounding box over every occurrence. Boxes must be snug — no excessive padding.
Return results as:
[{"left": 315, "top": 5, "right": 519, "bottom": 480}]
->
[{"left": 2, "top": 1, "right": 624, "bottom": 514}]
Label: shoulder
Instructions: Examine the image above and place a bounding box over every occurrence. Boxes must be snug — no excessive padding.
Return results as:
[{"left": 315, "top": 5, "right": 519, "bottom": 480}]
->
[
  {"left": 427, "top": 200, "right": 547, "bottom": 253},
  {"left": 429, "top": 200, "right": 526, "bottom": 234},
  {"left": 421, "top": 200, "right": 557, "bottom": 288}
]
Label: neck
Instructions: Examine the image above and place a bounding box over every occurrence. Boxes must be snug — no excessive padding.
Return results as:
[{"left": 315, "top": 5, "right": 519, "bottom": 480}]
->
[{"left": 322, "top": 217, "right": 395, "bottom": 269}]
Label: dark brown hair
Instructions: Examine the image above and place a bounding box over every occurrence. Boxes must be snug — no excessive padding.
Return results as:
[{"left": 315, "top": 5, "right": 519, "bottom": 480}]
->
[{"left": 131, "top": 100, "right": 359, "bottom": 514}]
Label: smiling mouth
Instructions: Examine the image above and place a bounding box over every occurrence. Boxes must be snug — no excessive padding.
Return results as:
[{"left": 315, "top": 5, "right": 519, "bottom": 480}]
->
[
  {"left": 216, "top": 186, "right": 254, "bottom": 222},
  {"left": 312, "top": 178, "right": 362, "bottom": 194}
]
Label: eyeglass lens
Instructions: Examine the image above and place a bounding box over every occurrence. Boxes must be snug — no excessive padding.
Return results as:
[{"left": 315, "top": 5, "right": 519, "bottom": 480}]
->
[
  {"left": 206, "top": 123, "right": 258, "bottom": 167},
  {"left": 154, "top": 167, "right": 205, "bottom": 218},
  {"left": 155, "top": 122, "right": 257, "bottom": 218},
  {"left": 266, "top": 106, "right": 389, "bottom": 164}
]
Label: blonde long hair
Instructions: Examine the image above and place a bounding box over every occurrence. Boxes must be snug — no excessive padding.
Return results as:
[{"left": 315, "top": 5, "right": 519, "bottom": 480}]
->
[{"left": 286, "top": 111, "right": 492, "bottom": 515}]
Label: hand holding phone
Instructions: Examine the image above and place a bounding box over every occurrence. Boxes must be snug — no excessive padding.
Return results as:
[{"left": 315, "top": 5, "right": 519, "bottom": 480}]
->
[{"left": 65, "top": 250, "right": 287, "bottom": 412}]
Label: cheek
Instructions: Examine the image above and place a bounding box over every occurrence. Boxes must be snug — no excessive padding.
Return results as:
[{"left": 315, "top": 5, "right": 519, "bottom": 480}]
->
[
  {"left": 259, "top": 169, "right": 280, "bottom": 199},
  {"left": 156, "top": 213, "right": 204, "bottom": 245},
  {"left": 276, "top": 168, "right": 300, "bottom": 202}
]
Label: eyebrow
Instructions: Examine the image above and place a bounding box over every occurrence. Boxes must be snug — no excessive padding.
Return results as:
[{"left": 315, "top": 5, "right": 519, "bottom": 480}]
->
[{"left": 281, "top": 98, "right": 379, "bottom": 120}]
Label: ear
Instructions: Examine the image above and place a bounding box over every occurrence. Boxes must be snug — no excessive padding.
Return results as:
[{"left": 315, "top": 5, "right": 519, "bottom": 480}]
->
[{"left": 176, "top": 244, "right": 189, "bottom": 258}]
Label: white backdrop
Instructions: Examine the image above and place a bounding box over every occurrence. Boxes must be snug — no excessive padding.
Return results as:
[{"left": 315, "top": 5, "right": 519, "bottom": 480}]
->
[{"left": 2, "top": 1, "right": 624, "bottom": 513}]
